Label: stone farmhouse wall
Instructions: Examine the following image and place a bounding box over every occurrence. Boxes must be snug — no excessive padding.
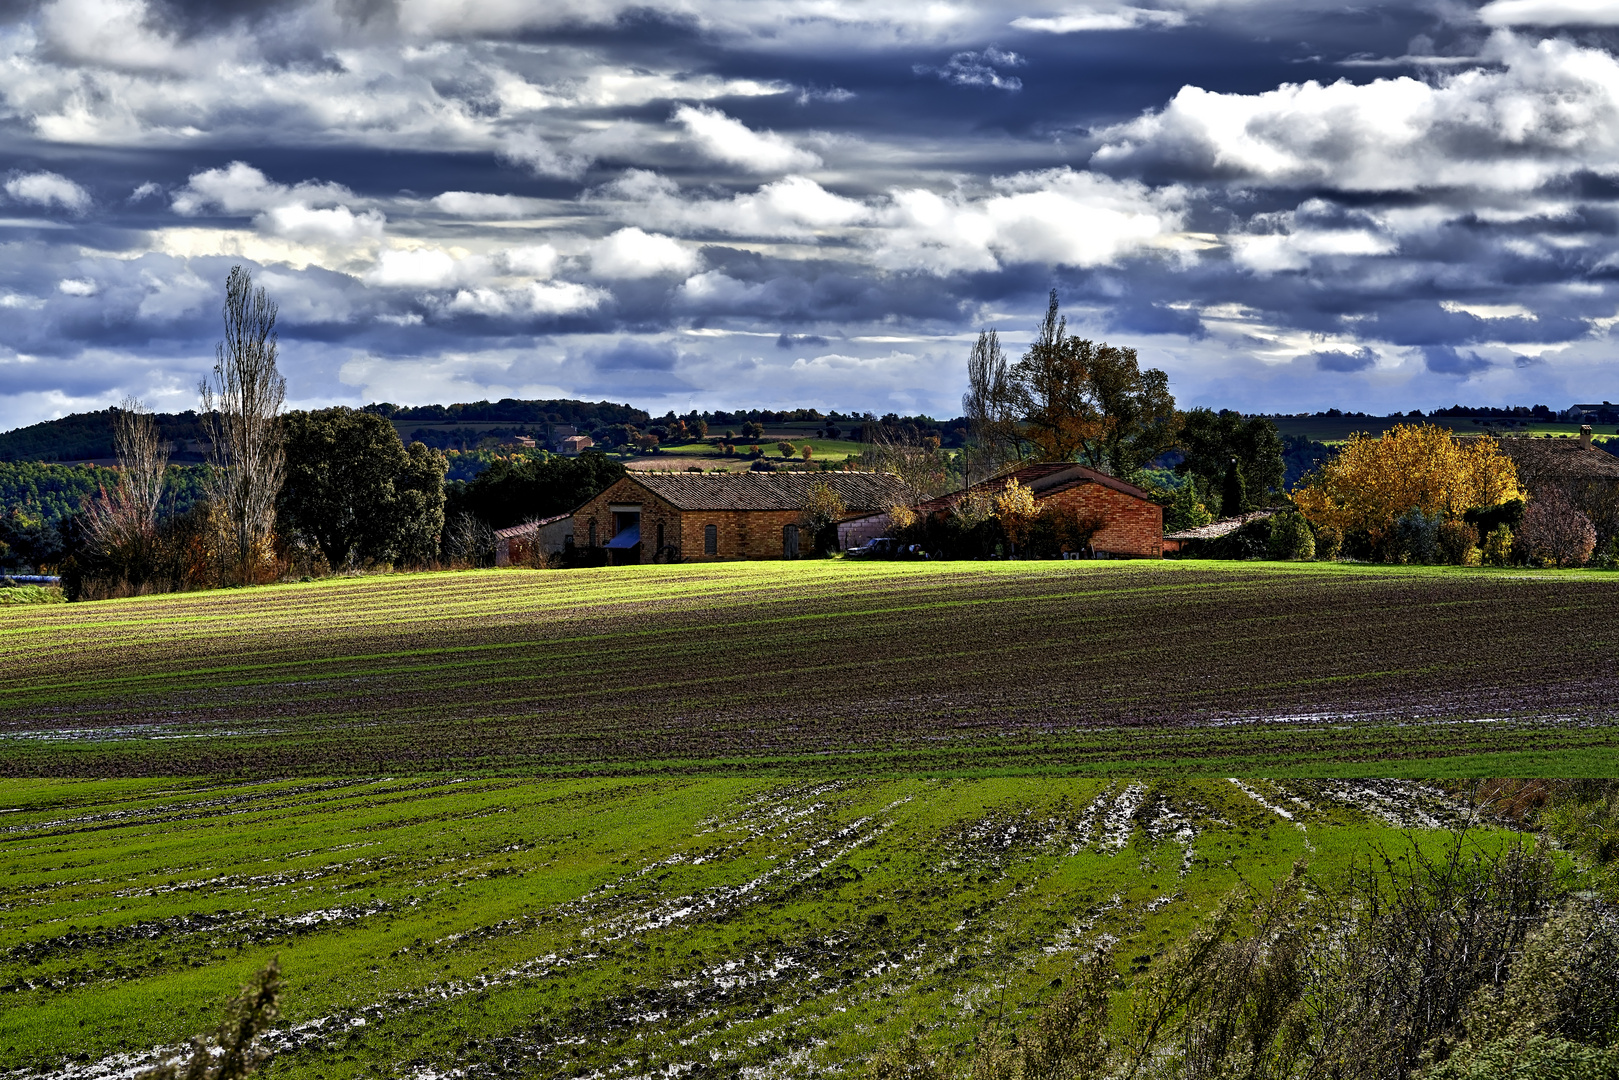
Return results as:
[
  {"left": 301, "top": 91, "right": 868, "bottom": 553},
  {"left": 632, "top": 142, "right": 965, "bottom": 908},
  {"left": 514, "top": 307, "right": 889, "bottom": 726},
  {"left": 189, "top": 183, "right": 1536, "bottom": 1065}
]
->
[
  {"left": 571, "top": 478, "right": 821, "bottom": 563},
  {"left": 1039, "top": 482, "right": 1164, "bottom": 557}
]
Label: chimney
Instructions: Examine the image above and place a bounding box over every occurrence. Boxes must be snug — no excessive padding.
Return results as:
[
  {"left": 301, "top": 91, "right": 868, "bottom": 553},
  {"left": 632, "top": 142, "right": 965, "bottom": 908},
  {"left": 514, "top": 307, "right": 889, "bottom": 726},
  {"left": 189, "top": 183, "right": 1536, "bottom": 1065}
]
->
[{"left": 1581, "top": 424, "right": 1593, "bottom": 448}]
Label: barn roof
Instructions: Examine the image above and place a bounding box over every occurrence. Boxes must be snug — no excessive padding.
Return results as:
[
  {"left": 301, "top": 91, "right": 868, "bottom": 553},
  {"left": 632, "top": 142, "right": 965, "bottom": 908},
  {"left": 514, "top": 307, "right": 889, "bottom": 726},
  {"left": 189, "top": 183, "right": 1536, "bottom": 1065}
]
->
[
  {"left": 1164, "top": 509, "right": 1275, "bottom": 542},
  {"left": 1494, "top": 436, "right": 1619, "bottom": 484},
  {"left": 494, "top": 513, "right": 570, "bottom": 540},
  {"left": 913, "top": 462, "right": 1156, "bottom": 515},
  {"left": 621, "top": 471, "right": 916, "bottom": 512}
]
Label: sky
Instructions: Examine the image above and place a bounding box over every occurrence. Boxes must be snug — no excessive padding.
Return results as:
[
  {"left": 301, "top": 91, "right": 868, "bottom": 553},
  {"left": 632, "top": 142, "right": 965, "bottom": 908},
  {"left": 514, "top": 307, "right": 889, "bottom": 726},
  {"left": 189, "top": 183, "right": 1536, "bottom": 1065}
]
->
[{"left": 1, "top": 0, "right": 1618, "bottom": 429}]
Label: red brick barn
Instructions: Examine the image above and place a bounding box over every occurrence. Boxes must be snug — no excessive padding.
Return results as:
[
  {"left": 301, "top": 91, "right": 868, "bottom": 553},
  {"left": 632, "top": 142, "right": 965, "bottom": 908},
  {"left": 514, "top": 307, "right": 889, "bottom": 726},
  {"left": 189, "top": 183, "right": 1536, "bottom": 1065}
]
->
[
  {"left": 915, "top": 462, "right": 1165, "bottom": 558},
  {"left": 571, "top": 471, "right": 916, "bottom": 564}
]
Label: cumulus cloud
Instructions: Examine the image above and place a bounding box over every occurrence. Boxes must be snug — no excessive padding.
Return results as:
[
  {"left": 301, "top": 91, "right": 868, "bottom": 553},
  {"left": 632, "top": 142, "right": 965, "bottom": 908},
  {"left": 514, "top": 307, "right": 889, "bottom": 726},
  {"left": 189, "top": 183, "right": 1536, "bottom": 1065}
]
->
[
  {"left": 430, "top": 192, "right": 546, "bottom": 218},
  {"left": 1093, "top": 35, "right": 1619, "bottom": 194},
  {"left": 441, "top": 282, "right": 608, "bottom": 319},
  {"left": 914, "top": 48, "right": 1025, "bottom": 91},
  {"left": 172, "top": 162, "right": 385, "bottom": 245},
  {"left": 597, "top": 170, "right": 868, "bottom": 239},
  {"left": 1011, "top": 7, "right": 1188, "bottom": 33},
  {"left": 1479, "top": 0, "right": 1619, "bottom": 26},
  {"left": 873, "top": 169, "right": 1180, "bottom": 274},
  {"left": 672, "top": 105, "right": 822, "bottom": 173},
  {"left": 6, "top": 171, "right": 91, "bottom": 213},
  {"left": 587, "top": 228, "right": 699, "bottom": 279}
]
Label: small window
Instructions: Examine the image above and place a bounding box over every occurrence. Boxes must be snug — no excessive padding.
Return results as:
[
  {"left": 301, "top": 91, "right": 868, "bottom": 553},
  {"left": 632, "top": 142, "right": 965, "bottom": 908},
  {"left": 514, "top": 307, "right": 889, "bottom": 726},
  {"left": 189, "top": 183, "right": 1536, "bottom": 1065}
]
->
[
  {"left": 704, "top": 524, "right": 717, "bottom": 555},
  {"left": 588, "top": 520, "right": 597, "bottom": 547}
]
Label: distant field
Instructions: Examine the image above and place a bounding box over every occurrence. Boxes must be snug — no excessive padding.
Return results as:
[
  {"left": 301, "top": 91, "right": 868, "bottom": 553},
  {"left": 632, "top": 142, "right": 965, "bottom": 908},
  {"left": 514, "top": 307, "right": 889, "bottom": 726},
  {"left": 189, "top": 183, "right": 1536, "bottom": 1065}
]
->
[
  {"left": 0, "top": 775, "right": 1501, "bottom": 1079},
  {"left": 1269, "top": 415, "right": 1617, "bottom": 444},
  {"left": 3, "top": 561, "right": 1617, "bottom": 777}
]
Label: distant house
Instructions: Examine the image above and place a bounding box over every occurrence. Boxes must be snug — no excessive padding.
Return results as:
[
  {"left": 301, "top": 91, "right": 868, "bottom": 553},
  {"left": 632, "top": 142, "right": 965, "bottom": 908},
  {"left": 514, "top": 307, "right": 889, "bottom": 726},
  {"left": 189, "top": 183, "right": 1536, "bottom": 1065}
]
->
[
  {"left": 560, "top": 434, "right": 594, "bottom": 455},
  {"left": 502, "top": 435, "right": 537, "bottom": 449},
  {"left": 1496, "top": 427, "right": 1619, "bottom": 498},
  {"left": 1562, "top": 403, "right": 1619, "bottom": 424},
  {"left": 913, "top": 462, "right": 1166, "bottom": 558},
  {"left": 571, "top": 472, "right": 915, "bottom": 564},
  {"left": 547, "top": 424, "right": 578, "bottom": 450},
  {"left": 494, "top": 513, "right": 573, "bottom": 566}
]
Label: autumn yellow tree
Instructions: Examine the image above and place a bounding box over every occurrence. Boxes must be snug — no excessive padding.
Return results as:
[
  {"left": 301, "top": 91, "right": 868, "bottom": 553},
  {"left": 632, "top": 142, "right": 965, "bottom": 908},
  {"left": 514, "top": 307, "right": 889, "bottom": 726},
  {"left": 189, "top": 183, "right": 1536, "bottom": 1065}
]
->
[
  {"left": 1293, "top": 424, "right": 1522, "bottom": 542},
  {"left": 993, "top": 478, "right": 1040, "bottom": 550}
]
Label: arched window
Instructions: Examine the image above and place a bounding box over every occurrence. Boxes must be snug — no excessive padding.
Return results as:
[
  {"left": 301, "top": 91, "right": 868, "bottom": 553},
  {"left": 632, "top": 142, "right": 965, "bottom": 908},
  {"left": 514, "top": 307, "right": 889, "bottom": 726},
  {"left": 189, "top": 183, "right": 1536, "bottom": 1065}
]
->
[{"left": 704, "top": 524, "right": 717, "bottom": 555}]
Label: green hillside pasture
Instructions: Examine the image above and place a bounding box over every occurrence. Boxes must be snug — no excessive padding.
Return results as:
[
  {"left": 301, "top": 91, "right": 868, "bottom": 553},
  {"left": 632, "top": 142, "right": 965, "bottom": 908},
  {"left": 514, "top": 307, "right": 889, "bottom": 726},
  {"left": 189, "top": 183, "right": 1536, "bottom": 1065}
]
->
[
  {"left": 1269, "top": 415, "right": 1616, "bottom": 445},
  {"left": 3, "top": 560, "right": 1619, "bottom": 777},
  {"left": 0, "top": 776, "right": 1509, "bottom": 1079}
]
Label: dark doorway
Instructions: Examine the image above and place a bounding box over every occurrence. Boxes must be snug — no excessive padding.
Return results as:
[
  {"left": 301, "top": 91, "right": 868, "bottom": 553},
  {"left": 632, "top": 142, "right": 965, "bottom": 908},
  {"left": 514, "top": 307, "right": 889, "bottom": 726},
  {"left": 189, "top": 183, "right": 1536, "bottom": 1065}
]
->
[{"left": 782, "top": 523, "right": 799, "bottom": 559}]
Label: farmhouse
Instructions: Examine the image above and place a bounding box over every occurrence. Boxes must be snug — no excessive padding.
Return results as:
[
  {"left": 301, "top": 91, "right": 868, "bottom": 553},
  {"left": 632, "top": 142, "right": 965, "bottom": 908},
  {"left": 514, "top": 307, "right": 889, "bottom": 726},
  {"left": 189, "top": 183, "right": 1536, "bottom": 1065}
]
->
[
  {"left": 572, "top": 471, "right": 915, "bottom": 564},
  {"left": 1496, "top": 427, "right": 1619, "bottom": 493},
  {"left": 914, "top": 462, "right": 1166, "bottom": 558}
]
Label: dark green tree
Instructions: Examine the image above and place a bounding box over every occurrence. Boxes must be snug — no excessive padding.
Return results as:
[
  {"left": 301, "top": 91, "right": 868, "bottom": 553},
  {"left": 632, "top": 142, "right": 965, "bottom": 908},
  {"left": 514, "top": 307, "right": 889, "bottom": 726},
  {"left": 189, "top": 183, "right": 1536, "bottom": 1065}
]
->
[
  {"left": 446, "top": 451, "right": 625, "bottom": 530},
  {"left": 1176, "top": 408, "right": 1285, "bottom": 516},
  {"left": 277, "top": 408, "right": 448, "bottom": 570}
]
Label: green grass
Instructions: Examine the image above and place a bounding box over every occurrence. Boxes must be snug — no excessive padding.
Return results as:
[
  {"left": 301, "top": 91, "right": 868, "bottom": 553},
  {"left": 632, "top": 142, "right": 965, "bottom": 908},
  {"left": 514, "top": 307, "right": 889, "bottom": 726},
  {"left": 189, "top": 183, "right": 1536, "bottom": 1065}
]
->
[
  {"left": 0, "top": 775, "right": 1521, "bottom": 1078},
  {"left": 0, "top": 585, "right": 63, "bottom": 606},
  {"left": 1270, "top": 415, "right": 1617, "bottom": 445},
  {"left": 2, "top": 559, "right": 1617, "bottom": 777},
  {"left": 649, "top": 437, "right": 868, "bottom": 461}
]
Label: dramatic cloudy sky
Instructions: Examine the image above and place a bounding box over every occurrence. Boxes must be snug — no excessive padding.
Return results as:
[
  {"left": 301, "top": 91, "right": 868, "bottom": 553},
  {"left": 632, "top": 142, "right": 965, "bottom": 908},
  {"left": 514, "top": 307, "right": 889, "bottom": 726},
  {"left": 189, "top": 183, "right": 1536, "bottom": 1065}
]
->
[{"left": 1, "top": 0, "right": 1618, "bottom": 427}]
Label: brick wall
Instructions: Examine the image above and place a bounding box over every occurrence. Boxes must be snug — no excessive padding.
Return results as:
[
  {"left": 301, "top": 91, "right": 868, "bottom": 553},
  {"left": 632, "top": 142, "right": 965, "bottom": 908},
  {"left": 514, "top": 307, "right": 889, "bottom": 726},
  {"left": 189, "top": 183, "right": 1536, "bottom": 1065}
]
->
[
  {"left": 571, "top": 478, "right": 819, "bottom": 562},
  {"left": 1038, "top": 482, "right": 1164, "bottom": 558}
]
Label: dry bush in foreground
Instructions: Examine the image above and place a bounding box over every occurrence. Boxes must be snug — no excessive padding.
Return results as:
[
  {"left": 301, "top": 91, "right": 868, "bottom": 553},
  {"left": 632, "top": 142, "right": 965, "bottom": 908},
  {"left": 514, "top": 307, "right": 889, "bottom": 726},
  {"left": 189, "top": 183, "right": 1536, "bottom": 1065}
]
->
[
  {"left": 875, "top": 832, "right": 1619, "bottom": 1080},
  {"left": 140, "top": 958, "right": 282, "bottom": 1080}
]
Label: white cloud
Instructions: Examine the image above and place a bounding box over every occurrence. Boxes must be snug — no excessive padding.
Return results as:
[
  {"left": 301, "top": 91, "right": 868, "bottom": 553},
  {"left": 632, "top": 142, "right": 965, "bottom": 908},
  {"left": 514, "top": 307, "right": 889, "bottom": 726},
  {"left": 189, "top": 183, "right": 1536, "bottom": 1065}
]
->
[
  {"left": 135, "top": 267, "right": 209, "bottom": 321},
  {"left": 914, "top": 48, "right": 1024, "bottom": 91},
  {"left": 872, "top": 168, "right": 1180, "bottom": 274},
  {"left": 1479, "top": 0, "right": 1619, "bottom": 26},
  {"left": 57, "top": 278, "right": 98, "bottom": 296},
  {"left": 430, "top": 191, "right": 544, "bottom": 218},
  {"left": 6, "top": 171, "right": 91, "bottom": 213},
  {"left": 366, "top": 247, "right": 465, "bottom": 289},
  {"left": 600, "top": 170, "right": 868, "bottom": 239},
  {"left": 172, "top": 162, "right": 384, "bottom": 243},
  {"left": 442, "top": 282, "right": 607, "bottom": 318},
  {"left": 588, "top": 227, "right": 699, "bottom": 279},
  {"left": 1093, "top": 34, "right": 1619, "bottom": 193},
  {"left": 500, "top": 244, "right": 561, "bottom": 279},
  {"left": 672, "top": 105, "right": 822, "bottom": 174},
  {"left": 1011, "top": 8, "right": 1187, "bottom": 33},
  {"left": 498, "top": 129, "right": 592, "bottom": 180},
  {"left": 1441, "top": 300, "right": 1537, "bottom": 319}
]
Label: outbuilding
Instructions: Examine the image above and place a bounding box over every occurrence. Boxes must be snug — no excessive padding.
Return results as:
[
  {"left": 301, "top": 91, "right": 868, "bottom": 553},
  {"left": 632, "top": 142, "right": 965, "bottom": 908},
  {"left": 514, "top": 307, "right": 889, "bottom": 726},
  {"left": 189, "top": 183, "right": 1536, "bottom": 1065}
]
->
[
  {"left": 914, "top": 462, "right": 1166, "bottom": 558},
  {"left": 571, "top": 471, "right": 915, "bottom": 564}
]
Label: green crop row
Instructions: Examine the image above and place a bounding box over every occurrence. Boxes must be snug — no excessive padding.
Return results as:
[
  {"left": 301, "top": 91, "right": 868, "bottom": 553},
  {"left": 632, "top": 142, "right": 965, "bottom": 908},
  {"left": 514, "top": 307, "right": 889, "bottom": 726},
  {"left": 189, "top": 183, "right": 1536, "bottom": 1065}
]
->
[{"left": 0, "top": 776, "right": 1521, "bottom": 1079}]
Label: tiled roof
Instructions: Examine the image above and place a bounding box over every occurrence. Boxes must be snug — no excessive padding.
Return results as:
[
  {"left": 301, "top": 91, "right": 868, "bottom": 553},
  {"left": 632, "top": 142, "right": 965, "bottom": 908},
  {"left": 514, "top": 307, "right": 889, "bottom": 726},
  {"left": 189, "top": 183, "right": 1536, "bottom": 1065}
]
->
[
  {"left": 494, "top": 513, "right": 570, "bottom": 540},
  {"left": 913, "top": 462, "right": 1156, "bottom": 515},
  {"left": 1494, "top": 436, "right": 1619, "bottom": 483},
  {"left": 621, "top": 471, "right": 916, "bottom": 512},
  {"left": 1163, "top": 509, "right": 1274, "bottom": 542}
]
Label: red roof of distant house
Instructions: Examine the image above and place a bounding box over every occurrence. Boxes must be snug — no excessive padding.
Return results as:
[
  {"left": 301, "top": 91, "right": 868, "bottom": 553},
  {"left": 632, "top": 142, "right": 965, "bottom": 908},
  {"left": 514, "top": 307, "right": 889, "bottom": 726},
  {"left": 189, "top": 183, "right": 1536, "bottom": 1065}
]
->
[{"left": 914, "top": 462, "right": 1157, "bottom": 515}]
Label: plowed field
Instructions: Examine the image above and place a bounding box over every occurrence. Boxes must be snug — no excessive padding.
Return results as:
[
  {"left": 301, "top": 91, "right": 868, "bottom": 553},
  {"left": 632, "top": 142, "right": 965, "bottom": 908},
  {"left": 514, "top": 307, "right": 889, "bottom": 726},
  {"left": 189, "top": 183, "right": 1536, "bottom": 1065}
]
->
[{"left": 2, "top": 560, "right": 1617, "bottom": 776}]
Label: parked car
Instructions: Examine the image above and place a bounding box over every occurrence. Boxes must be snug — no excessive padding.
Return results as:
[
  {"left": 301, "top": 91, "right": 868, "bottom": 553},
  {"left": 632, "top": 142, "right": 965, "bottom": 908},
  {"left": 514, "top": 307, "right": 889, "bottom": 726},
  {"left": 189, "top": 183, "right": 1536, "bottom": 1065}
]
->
[{"left": 845, "top": 537, "right": 927, "bottom": 560}]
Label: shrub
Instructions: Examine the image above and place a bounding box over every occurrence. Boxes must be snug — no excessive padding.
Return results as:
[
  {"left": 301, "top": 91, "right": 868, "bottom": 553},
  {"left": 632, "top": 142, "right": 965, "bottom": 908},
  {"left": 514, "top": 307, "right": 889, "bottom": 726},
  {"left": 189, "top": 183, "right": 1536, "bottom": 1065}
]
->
[
  {"left": 1266, "top": 510, "right": 1315, "bottom": 560},
  {"left": 1519, "top": 488, "right": 1597, "bottom": 567},
  {"left": 1437, "top": 519, "right": 1480, "bottom": 566},
  {"left": 1314, "top": 523, "right": 1343, "bottom": 561},
  {"left": 1483, "top": 524, "right": 1514, "bottom": 567},
  {"left": 140, "top": 958, "right": 281, "bottom": 1080},
  {"left": 1165, "top": 480, "right": 1213, "bottom": 532},
  {"left": 1389, "top": 507, "right": 1442, "bottom": 564},
  {"left": 777, "top": 440, "right": 796, "bottom": 459},
  {"left": 0, "top": 584, "right": 65, "bottom": 605}
]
